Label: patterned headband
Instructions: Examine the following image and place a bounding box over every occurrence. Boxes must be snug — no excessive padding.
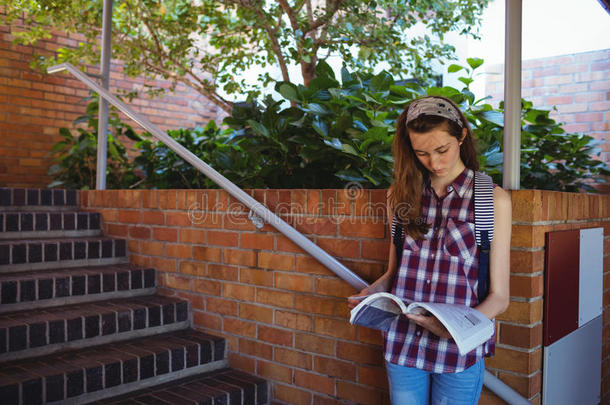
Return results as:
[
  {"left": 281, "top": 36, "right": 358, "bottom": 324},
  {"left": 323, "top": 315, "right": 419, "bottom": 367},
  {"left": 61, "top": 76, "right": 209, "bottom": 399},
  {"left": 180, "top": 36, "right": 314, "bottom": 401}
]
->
[{"left": 406, "top": 97, "right": 463, "bottom": 128}]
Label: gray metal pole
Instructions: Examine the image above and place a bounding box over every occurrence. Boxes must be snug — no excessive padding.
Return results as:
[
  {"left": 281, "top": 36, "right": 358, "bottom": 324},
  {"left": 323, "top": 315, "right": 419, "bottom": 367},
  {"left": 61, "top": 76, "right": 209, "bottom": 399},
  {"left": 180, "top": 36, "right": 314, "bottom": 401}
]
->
[
  {"left": 503, "top": 0, "right": 522, "bottom": 190},
  {"left": 96, "top": 0, "right": 114, "bottom": 190}
]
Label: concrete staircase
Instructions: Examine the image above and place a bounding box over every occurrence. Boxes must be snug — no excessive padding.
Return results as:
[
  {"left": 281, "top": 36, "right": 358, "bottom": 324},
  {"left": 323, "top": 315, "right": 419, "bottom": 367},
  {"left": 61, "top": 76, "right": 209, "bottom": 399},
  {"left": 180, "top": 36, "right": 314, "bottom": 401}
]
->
[{"left": 0, "top": 188, "right": 268, "bottom": 405}]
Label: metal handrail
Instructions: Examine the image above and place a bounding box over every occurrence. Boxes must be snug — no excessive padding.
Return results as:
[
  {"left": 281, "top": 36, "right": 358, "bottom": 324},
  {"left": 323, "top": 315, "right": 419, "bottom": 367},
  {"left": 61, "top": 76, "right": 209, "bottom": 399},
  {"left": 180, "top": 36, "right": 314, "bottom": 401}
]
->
[
  {"left": 48, "top": 62, "right": 368, "bottom": 291},
  {"left": 48, "top": 62, "right": 531, "bottom": 405}
]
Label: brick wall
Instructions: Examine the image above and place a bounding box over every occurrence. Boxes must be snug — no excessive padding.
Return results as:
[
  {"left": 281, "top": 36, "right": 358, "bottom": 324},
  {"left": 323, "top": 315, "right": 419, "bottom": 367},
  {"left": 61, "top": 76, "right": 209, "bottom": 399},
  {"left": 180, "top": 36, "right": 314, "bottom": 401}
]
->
[
  {"left": 0, "top": 21, "right": 224, "bottom": 188},
  {"left": 485, "top": 49, "right": 610, "bottom": 193},
  {"left": 79, "top": 187, "right": 610, "bottom": 404}
]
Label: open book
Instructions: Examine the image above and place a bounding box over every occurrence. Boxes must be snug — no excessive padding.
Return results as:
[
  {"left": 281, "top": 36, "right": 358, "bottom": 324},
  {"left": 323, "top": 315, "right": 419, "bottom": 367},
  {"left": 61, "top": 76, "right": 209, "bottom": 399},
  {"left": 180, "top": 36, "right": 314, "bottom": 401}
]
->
[{"left": 349, "top": 292, "right": 494, "bottom": 355}]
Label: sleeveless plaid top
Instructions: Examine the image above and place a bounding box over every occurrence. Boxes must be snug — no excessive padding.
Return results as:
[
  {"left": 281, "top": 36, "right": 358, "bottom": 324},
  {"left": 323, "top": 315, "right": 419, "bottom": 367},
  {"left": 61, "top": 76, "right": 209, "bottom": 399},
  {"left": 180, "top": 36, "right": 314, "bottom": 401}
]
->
[{"left": 384, "top": 168, "right": 495, "bottom": 373}]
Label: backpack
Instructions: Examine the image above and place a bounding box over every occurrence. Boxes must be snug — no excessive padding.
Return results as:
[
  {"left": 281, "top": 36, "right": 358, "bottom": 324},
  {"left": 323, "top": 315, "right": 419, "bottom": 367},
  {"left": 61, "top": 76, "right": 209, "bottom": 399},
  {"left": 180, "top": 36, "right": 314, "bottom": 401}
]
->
[{"left": 391, "top": 171, "right": 495, "bottom": 302}]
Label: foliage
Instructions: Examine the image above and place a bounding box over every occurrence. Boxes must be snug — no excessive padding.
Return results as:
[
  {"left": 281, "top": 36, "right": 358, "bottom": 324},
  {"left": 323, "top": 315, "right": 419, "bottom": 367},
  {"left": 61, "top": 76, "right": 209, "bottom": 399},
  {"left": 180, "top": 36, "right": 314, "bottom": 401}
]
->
[
  {"left": 133, "top": 122, "right": 257, "bottom": 189},
  {"left": 47, "top": 95, "right": 144, "bottom": 189},
  {"left": 3, "top": 0, "right": 489, "bottom": 112},
  {"left": 48, "top": 61, "right": 609, "bottom": 192}
]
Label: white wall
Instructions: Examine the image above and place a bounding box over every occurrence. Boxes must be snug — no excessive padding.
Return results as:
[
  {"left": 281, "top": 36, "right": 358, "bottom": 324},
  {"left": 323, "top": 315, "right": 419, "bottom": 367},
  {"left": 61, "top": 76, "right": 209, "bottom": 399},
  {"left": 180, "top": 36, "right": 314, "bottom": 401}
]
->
[{"left": 446, "top": 0, "right": 610, "bottom": 96}]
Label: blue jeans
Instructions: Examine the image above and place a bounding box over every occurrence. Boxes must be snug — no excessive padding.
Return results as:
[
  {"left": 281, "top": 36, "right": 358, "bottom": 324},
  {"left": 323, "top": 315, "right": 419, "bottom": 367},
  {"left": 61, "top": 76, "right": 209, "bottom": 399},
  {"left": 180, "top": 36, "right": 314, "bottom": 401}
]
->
[{"left": 385, "top": 360, "right": 485, "bottom": 405}]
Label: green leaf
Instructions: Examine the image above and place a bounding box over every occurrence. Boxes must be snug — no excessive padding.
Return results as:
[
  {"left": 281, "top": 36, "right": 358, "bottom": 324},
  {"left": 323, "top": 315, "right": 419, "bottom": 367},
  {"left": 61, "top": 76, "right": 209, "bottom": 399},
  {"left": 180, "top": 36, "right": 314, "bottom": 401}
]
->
[
  {"left": 341, "top": 143, "right": 359, "bottom": 155},
  {"left": 466, "top": 57, "right": 484, "bottom": 70},
  {"left": 278, "top": 82, "right": 300, "bottom": 102},
  {"left": 448, "top": 64, "right": 464, "bottom": 73},
  {"left": 315, "top": 60, "right": 335, "bottom": 80},
  {"left": 246, "top": 120, "right": 270, "bottom": 137}
]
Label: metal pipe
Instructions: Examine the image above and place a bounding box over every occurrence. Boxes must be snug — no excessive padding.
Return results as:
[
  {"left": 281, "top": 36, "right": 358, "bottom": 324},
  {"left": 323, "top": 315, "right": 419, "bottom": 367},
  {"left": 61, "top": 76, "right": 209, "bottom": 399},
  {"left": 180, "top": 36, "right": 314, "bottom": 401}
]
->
[
  {"left": 503, "top": 0, "right": 522, "bottom": 190},
  {"left": 47, "top": 62, "right": 369, "bottom": 290},
  {"left": 96, "top": 0, "right": 114, "bottom": 190},
  {"left": 484, "top": 370, "right": 532, "bottom": 405}
]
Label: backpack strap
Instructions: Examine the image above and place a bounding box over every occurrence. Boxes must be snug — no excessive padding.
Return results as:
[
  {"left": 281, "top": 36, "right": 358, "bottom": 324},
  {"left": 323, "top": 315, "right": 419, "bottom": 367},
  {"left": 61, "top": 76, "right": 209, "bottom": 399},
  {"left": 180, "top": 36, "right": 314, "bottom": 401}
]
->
[
  {"left": 391, "top": 215, "right": 405, "bottom": 265},
  {"left": 474, "top": 171, "right": 495, "bottom": 302}
]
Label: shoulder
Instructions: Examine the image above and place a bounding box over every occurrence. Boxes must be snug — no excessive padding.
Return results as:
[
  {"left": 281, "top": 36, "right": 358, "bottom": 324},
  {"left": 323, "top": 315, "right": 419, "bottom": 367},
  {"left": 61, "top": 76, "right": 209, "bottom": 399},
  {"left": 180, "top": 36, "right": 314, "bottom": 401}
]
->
[{"left": 492, "top": 186, "right": 512, "bottom": 216}]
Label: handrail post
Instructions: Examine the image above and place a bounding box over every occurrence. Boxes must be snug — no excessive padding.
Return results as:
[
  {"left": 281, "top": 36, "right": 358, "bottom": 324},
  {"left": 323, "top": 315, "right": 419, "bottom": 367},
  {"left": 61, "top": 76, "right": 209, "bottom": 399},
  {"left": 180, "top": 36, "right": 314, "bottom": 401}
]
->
[
  {"left": 97, "top": 0, "right": 114, "bottom": 190},
  {"left": 503, "top": 0, "right": 522, "bottom": 190}
]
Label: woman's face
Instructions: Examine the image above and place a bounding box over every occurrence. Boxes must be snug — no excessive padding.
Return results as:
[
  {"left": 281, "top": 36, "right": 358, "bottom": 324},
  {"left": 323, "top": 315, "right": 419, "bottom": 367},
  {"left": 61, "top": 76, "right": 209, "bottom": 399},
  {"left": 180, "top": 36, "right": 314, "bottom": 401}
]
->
[{"left": 409, "top": 125, "right": 466, "bottom": 180}]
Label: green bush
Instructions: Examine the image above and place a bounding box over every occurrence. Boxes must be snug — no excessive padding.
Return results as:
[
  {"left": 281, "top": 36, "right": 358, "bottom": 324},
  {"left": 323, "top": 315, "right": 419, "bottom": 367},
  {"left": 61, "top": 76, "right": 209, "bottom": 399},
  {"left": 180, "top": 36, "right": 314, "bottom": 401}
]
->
[
  {"left": 47, "top": 95, "right": 144, "bottom": 189},
  {"left": 49, "top": 60, "right": 609, "bottom": 192}
]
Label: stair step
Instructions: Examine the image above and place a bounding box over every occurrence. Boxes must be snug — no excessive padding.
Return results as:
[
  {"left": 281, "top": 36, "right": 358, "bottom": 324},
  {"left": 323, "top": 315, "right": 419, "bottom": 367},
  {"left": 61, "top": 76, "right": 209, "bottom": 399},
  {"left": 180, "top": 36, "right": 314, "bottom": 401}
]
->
[
  {"left": 0, "top": 295, "right": 189, "bottom": 362},
  {"left": 0, "top": 329, "right": 227, "bottom": 405},
  {"left": 0, "top": 236, "right": 128, "bottom": 272},
  {"left": 0, "top": 264, "right": 155, "bottom": 312},
  {"left": 91, "top": 368, "right": 268, "bottom": 405},
  {"left": 0, "top": 211, "right": 102, "bottom": 240},
  {"left": 0, "top": 188, "right": 77, "bottom": 210}
]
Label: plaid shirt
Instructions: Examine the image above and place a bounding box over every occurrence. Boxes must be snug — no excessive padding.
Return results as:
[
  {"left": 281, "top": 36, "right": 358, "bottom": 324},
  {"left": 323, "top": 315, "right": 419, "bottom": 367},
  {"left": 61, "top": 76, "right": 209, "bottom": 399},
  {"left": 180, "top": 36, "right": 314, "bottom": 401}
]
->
[{"left": 384, "top": 168, "right": 495, "bottom": 373}]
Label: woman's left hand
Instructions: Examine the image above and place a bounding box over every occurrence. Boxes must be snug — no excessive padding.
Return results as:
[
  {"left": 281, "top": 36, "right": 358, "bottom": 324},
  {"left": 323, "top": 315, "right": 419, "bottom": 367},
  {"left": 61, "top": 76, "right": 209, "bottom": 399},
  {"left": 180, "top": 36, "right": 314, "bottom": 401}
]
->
[{"left": 406, "top": 313, "right": 452, "bottom": 339}]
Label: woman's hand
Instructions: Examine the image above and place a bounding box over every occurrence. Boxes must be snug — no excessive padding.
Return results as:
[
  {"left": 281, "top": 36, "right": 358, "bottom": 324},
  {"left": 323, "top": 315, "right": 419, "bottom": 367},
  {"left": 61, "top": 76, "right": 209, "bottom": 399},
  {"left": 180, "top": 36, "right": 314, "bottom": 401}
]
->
[
  {"left": 406, "top": 313, "right": 452, "bottom": 339},
  {"left": 347, "top": 274, "right": 393, "bottom": 309}
]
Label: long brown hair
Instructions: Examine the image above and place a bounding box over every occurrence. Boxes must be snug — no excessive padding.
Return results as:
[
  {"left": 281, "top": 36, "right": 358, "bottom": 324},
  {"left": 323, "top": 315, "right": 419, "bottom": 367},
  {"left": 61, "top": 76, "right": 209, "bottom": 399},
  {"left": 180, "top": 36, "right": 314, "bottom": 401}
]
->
[{"left": 389, "top": 96, "right": 478, "bottom": 239}]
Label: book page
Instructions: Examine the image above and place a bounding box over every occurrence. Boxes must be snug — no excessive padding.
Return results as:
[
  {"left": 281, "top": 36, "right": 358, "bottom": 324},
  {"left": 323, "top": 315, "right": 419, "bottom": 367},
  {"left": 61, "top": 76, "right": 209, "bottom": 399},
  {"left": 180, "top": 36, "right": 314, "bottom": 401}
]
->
[
  {"left": 407, "top": 302, "right": 494, "bottom": 355},
  {"left": 349, "top": 292, "right": 408, "bottom": 331}
]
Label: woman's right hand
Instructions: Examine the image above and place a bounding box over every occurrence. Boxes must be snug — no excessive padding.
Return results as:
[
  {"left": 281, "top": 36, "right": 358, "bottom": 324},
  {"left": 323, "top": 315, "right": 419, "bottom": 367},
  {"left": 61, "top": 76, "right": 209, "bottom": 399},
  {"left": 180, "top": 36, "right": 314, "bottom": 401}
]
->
[{"left": 347, "top": 274, "right": 393, "bottom": 309}]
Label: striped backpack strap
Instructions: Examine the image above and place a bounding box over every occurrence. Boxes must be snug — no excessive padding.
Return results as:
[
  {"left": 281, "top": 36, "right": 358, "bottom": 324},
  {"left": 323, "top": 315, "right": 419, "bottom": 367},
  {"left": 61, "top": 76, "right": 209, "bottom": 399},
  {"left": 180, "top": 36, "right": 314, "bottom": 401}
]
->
[
  {"left": 474, "top": 171, "right": 495, "bottom": 301},
  {"left": 391, "top": 215, "right": 405, "bottom": 264}
]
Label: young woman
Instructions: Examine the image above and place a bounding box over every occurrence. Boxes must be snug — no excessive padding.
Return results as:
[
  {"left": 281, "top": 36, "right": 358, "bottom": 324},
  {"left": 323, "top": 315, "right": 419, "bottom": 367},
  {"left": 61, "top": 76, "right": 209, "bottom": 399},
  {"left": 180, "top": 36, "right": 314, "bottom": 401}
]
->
[{"left": 348, "top": 96, "right": 511, "bottom": 404}]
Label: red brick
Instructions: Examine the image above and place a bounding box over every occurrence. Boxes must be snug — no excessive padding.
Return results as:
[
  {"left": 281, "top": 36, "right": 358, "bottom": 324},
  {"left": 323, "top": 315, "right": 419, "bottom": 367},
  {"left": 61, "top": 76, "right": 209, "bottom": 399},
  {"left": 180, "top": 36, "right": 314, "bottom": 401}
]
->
[
  {"left": 207, "top": 264, "right": 239, "bottom": 281},
  {"left": 360, "top": 240, "right": 390, "bottom": 260},
  {"left": 228, "top": 352, "right": 255, "bottom": 374},
  {"left": 118, "top": 210, "right": 139, "bottom": 224},
  {"left": 295, "top": 295, "right": 340, "bottom": 316},
  {"left": 275, "top": 273, "right": 313, "bottom": 293},
  {"left": 339, "top": 219, "right": 386, "bottom": 238},
  {"left": 241, "top": 233, "right": 274, "bottom": 250},
  {"left": 193, "top": 279, "right": 221, "bottom": 296},
  {"left": 314, "top": 356, "right": 356, "bottom": 381},
  {"left": 314, "top": 317, "right": 357, "bottom": 340},
  {"left": 224, "top": 318, "right": 256, "bottom": 338},
  {"left": 224, "top": 249, "right": 256, "bottom": 267},
  {"left": 315, "top": 278, "right": 358, "bottom": 298},
  {"left": 274, "top": 384, "right": 312, "bottom": 405},
  {"left": 358, "top": 365, "right": 388, "bottom": 389},
  {"left": 223, "top": 283, "right": 255, "bottom": 301},
  {"left": 193, "top": 310, "right": 222, "bottom": 330},
  {"left": 275, "top": 310, "right": 313, "bottom": 332},
  {"left": 166, "top": 212, "right": 191, "bottom": 227},
  {"left": 295, "top": 333, "right": 336, "bottom": 356},
  {"left": 257, "top": 360, "right": 293, "bottom": 384},
  {"left": 140, "top": 241, "right": 164, "bottom": 256},
  {"left": 239, "top": 338, "right": 272, "bottom": 360},
  {"left": 294, "top": 216, "right": 337, "bottom": 236},
  {"left": 510, "top": 275, "right": 544, "bottom": 299},
  {"left": 336, "top": 341, "right": 383, "bottom": 366},
  {"left": 240, "top": 303, "right": 274, "bottom": 324},
  {"left": 208, "top": 230, "right": 239, "bottom": 247},
  {"left": 239, "top": 268, "right": 274, "bottom": 287},
  {"left": 141, "top": 211, "right": 164, "bottom": 225},
  {"left": 180, "top": 229, "right": 207, "bottom": 244},
  {"left": 106, "top": 224, "right": 127, "bottom": 237},
  {"left": 153, "top": 227, "right": 178, "bottom": 242},
  {"left": 193, "top": 246, "right": 222, "bottom": 262},
  {"left": 295, "top": 256, "right": 334, "bottom": 276},
  {"left": 275, "top": 347, "right": 313, "bottom": 369},
  {"left": 151, "top": 257, "right": 177, "bottom": 273},
  {"left": 500, "top": 323, "right": 543, "bottom": 349},
  {"left": 258, "top": 252, "right": 295, "bottom": 270},
  {"left": 317, "top": 238, "right": 361, "bottom": 259},
  {"left": 165, "top": 243, "right": 192, "bottom": 259},
  {"left": 206, "top": 297, "right": 238, "bottom": 316},
  {"left": 256, "top": 288, "right": 294, "bottom": 309},
  {"left": 276, "top": 235, "right": 307, "bottom": 254},
  {"left": 178, "top": 260, "right": 205, "bottom": 275},
  {"left": 162, "top": 273, "right": 190, "bottom": 291},
  {"left": 294, "top": 370, "right": 335, "bottom": 396},
  {"left": 336, "top": 381, "right": 385, "bottom": 405},
  {"left": 258, "top": 325, "right": 294, "bottom": 346}
]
